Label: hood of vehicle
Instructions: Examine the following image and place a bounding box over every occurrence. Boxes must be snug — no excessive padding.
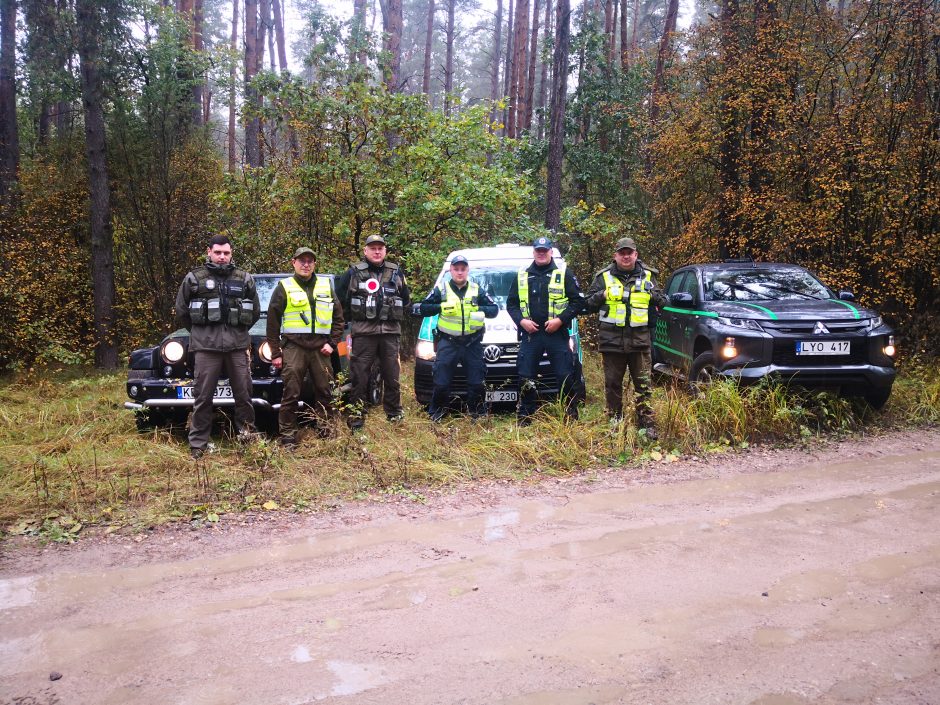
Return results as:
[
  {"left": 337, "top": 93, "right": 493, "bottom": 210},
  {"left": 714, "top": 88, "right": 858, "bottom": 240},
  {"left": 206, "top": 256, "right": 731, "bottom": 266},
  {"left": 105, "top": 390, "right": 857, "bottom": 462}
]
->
[
  {"left": 160, "top": 317, "right": 268, "bottom": 343},
  {"left": 707, "top": 298, "right": 876, "bottom": 322}
]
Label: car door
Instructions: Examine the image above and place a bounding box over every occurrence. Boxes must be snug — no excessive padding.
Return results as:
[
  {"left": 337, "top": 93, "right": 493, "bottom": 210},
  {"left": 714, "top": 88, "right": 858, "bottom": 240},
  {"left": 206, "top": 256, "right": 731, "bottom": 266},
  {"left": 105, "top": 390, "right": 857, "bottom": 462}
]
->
[
  {"left": 654, "top": 271, "right": 689, "bottom": 369},
  {"left": 673, "top": 268, "right": 702, "bottom": 371}
]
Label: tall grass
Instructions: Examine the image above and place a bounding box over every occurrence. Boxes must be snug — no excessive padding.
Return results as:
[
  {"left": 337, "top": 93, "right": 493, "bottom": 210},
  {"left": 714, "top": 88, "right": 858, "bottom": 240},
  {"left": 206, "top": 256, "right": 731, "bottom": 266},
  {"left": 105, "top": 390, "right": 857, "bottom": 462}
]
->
[{"left": 0, "top": 355, "right": 937, "bottom": 536}]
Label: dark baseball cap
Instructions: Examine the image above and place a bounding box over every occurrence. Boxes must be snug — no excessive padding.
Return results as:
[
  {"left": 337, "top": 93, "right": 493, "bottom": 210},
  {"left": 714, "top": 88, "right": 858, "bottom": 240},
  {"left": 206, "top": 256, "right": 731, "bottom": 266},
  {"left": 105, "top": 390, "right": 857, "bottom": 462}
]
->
[
  {"left": 450, "top": 255, "right": 469, "bottom": 266},
  {"left": 364, "top": 234, "right": 387, "bottom": 246},
  {"left": 532, "top": 236, "right": 553, "bottom": 250},
  {"left": 292, "top": 247, "right": 316, "bottom": 259},
  {"left": 615, "top": 237, "right": 637, "bottom": 252}
]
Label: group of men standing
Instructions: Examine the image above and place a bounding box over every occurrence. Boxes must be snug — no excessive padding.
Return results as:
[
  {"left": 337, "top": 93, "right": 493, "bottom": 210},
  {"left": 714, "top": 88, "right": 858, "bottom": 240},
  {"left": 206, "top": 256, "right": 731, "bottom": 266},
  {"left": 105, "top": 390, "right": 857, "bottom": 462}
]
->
[{"left": 174, "top": 231, "right": 665, "bottom": 458}]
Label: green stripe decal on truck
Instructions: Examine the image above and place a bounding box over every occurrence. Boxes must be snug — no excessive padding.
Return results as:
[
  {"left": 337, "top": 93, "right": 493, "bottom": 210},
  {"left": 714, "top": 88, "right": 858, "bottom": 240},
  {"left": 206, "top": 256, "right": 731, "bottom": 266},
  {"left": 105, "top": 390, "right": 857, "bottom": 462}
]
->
[
  {"left": 663, "top": 306, "right": 719, "bottom": 318},
  {"left": 830, "top": 299, "right": 861, "bottom": 318}
]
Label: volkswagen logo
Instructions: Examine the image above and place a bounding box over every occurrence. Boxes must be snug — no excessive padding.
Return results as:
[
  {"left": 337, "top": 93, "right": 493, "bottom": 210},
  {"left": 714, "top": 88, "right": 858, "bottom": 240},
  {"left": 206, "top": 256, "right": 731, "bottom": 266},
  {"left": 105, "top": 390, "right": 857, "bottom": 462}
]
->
[
  {"left": 483, "top": 345, "right": 502, "bottom": 362},
  {"left": 813, "top": 321, "right": 830, "bottom": 335}
]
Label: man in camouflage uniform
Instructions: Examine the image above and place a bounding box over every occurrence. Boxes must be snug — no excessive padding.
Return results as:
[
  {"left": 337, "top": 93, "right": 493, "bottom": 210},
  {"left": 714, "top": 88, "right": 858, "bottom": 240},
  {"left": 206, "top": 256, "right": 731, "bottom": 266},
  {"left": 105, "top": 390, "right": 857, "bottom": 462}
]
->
[
  {"left": 335, "top": 234, "right": 411, "bottom": 430},
  {"left": 584, "top": 236, "right": 666, "bottom": 438},
  {"left": 175, "top": 235, "right": 261, "bottom": 458}
]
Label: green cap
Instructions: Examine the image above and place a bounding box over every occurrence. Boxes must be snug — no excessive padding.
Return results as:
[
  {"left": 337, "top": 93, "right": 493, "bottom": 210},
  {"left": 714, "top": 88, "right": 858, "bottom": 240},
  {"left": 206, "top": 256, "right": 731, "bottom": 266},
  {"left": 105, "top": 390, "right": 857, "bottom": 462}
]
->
[
  {"left": 364, "top": 234, "right": 387, "bottom": 246},
  {"left": 292, "top": 247, "right": 316, "bottom": 259},
  {"left": 615, "top": 237, "right": 637, "bottom": 252}
]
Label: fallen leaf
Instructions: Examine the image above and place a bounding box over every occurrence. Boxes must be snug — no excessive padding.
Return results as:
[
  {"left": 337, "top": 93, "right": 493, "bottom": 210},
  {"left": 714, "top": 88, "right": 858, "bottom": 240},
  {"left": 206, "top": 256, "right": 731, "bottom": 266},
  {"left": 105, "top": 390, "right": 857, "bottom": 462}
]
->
[{"left": 262, "top": 500, "right": 279, "bottom": 511}]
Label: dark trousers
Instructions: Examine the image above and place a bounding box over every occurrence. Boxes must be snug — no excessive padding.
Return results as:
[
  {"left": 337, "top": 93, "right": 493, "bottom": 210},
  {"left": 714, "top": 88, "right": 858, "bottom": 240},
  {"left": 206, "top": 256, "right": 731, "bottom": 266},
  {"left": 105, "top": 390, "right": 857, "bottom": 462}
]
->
[
  {"left": 517, "top": 330, "right": 577, "bottom": 419},
  {"left": 602, "top": 349, "right": 653, "bottom": 423},
  {"left": 279, "top": 343, "right": 335, "bottom": 439},
  {"left": 430, "top": 335, "right": 487, "bottom": 416},
  {"left": 189, "top": 349, "right": 255, "bottom": 449},
  {"left": 349, "top": 334, "right": 402, "bottom": 417}
]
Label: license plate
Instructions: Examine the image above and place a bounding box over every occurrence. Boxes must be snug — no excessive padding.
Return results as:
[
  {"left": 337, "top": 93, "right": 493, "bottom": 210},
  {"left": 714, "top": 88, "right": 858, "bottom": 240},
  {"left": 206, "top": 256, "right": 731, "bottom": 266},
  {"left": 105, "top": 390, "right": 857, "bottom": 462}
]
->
[
  {"left": 796, "top": 340, "right": 850, "bottom": 355},
  {"left": 177, "top": 384, "right": 234, "bottom": 399},
  {"left": 486, "top": 390, "right": 518, "bottom": 402}
]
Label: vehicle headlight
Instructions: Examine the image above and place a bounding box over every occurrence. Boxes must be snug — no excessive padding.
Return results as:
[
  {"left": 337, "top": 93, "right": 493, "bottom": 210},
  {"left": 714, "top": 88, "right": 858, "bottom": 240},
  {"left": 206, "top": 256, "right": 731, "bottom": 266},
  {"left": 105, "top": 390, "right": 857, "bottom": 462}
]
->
[
  {"left": 717, "top": 316, "right": 763, "bottom": 331},
  {"left": 883, "top": 335, "right": 896, "bottom": 357},
  {"left": 415, "top": 339, "right": 436, "bottom": 361},
  {"left": 161, "top": 340, "right": 185, "bottom": 364},
  {"left": 868, "top": 316, "right": 883, "bottom": 329},
  {"left": 258, "top": 341, "right": 273, "bottom": 363}
]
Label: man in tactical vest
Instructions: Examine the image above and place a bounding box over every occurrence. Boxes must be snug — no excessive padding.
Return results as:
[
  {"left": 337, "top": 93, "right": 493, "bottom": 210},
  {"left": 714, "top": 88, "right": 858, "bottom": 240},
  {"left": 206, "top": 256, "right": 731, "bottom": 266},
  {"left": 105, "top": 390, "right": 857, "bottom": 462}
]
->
[
  {"left": 584, "top": 236, "right": 667, "bottom": 438},
  {"left": 175, "top": 235, "right": 261, "bottom": 459},
  {"left": 265, "top": 247, "right": 345, "bottom": 448},
  {"left": 335, "top": 234, "right": 411, "bottom": 430},
  {"left": 414, "top": 255, "right": 499, "bottom": 422},
  {"left": 506, "top": 235, "right": 585, "bottom": 424}
]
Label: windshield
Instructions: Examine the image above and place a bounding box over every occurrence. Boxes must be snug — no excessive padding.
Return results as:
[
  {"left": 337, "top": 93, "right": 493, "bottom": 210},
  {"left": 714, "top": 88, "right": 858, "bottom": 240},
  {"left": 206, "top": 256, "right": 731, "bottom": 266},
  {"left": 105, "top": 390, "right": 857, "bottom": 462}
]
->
[
  {"left": 439, "top": 265, "right": 521, "bottom": 309},
  {"left": 254, "top": 275, "right": 289, "bottom": 312},
  {"left": 703, "top": 268, "right": 832, "bottom": 302}
]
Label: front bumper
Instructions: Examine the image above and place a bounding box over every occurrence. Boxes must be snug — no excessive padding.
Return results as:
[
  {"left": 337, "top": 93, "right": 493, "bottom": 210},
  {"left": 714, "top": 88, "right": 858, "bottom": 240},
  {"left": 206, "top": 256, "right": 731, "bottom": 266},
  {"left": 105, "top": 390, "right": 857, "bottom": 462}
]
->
[
  {"left": 414, "top": 356, "right": 566, "bottom": 405},
  {"left": 125, "top": 376, "right": 287, "bottom": 410},
  {"left": 722, "top": 363, "right": 896, "bottom": 389}
]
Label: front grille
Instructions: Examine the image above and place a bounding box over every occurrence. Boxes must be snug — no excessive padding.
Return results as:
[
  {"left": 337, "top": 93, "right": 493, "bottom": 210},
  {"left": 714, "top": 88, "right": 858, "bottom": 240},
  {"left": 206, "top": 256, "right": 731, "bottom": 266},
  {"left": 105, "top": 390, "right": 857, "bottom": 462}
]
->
[
  {"left": 771, "top": 339, "right": 868, "bottom": 365},
  {"left": 762, "top": 320, "right": 868, "bottom": 335}
]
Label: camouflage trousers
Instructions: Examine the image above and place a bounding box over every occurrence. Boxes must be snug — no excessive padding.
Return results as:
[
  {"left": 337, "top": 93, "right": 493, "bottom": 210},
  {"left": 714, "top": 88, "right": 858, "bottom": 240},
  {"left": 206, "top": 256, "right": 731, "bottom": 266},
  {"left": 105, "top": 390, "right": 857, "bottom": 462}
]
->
[{"left": 602, "top": 349, "right": 653, "bottom": 426}]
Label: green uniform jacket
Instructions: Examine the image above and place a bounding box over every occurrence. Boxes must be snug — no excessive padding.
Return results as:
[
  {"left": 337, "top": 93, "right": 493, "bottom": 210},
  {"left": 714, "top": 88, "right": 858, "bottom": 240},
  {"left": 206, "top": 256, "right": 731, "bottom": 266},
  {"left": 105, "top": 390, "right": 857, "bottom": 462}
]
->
[
  {"left": 265, "top": 273, "right": 345, "bottom": 359},
  {"left": 584, "top": 261, "right": 667, "bottom": 353},
  {"left": 174, "top": 263, "right": 261, "bottom": 353}
]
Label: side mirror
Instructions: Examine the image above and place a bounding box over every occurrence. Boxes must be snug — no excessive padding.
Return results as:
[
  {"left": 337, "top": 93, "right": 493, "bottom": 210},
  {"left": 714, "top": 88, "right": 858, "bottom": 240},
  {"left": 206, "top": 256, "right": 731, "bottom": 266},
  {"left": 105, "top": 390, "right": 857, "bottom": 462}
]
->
[
  {"left": 838, "top": 290, "right": 855, "bottom": 301},
  {"left": 669, "top": 292, "right": 694, "bottom": 308}
]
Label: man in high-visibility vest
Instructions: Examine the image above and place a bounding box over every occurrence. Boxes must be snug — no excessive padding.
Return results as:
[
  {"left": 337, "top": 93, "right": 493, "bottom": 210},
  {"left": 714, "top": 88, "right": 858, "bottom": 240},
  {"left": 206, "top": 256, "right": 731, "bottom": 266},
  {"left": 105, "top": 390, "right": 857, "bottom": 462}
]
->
[
  {"left": 414, "top": 255, "right": 499, "bottom": 422},
  {"left": 266, "top": 247, "right": 345, "bottom": 448},
  {"left": 584, "top": 237, "right": 666, "bottom": 438},
  {"left": 506, "top": 235, "right": 585, "bottom": 424}
]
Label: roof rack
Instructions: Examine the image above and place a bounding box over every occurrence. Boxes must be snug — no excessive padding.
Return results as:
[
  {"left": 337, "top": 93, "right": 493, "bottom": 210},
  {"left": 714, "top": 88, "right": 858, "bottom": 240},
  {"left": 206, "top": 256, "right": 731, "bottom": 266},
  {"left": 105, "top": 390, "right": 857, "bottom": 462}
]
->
[{"left": 721, "top": 256, "right": 755, "bottom": 263}]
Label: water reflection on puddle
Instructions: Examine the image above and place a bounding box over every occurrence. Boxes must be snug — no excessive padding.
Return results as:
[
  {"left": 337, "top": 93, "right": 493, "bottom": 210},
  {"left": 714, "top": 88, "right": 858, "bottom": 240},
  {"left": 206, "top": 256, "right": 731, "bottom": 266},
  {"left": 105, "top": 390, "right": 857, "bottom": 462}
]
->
[
  {"left": 484, "top": 510, "right": 520, "bottom": 542},
  {"left": 291, "top": 645, "right": 313, "bottom": 663},
  {"left": 0, "top": 576, "right": 37, "bottom": 611},
  {"left": 315, "top": 660, "right": 386, "bottom": 699}
]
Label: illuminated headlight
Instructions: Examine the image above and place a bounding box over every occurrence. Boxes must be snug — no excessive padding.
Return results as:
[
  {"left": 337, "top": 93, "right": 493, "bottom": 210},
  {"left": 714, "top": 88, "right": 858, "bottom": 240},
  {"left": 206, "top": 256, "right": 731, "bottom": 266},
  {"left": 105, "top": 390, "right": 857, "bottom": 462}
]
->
[
  {"left": 129, "top": 384, "right": 140, "bottom": 398},
  {"left": 161, "top": 340, "right": 185, "bottom": 364},
  {"left": 258, "top": 341, "right": 273, "bottom": 363},
  {"left": 416, "top": 339, "right": 436, "bottom": 360},
  {"left": 868, "top": 316, "right": 883, "bottom": 329},
  {"left": 883, "top": 335, "right": 896, "bottom": 357},
  {"left": 717, "top": 316, "right": 763, "bottom": 331},
  {"left": 721, "top": 337, "right": 737, "bottom": 359}
]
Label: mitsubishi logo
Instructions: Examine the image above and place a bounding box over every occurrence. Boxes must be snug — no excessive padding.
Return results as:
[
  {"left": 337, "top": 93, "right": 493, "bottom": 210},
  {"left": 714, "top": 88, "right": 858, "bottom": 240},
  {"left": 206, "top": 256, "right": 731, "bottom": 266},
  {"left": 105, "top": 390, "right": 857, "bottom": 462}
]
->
[
  {"left": 483, "top": 345, "right": 502, "bottom": 362},
  {"left": 813, "top": 321, "right": 830, "bottom": 335}
]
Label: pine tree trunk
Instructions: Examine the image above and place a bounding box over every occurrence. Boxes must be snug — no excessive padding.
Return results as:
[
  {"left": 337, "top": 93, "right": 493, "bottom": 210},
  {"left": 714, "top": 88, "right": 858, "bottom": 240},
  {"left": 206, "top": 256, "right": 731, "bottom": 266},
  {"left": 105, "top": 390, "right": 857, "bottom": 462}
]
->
[
  {"left": 229, "top": 0, "right": 239, "bottom": 171},
  {"left": 508, "top": 0, "right": 529, "bottom": 138},
  {"left": 76, "top": 0, "right": 118, "bottom": 369},
  {"left": 352, "top": 0, "right": 368, "bottom": 67},
  {"left": 489, "top": 0, "right": 503, "bottom": 125},
  {"left": 244, "top": 0, "right": 262, "bottom": 166},
  {"left": 502, "top": 0, "right": 514, "bottom": 135},
  {"left": 545, "top": 0, "right": 570, "bottom": 231},
  {"left": 443, "top": 0, "right": 455, "bottom": 114},
  {"left": 649, "top": 0, "right": 678, "bottom": 121},
  {"left": 537, "top": 0, "right": 551, "bottom": 139},
  {"left": 192, "top": 0, "right": 204, "bottom": 125},
  {"left": 272, "top": 0, "right": 288, "bottom": 71},
  {"left": 717, "top": 0, "right": 740, "bottom": 259},
  {"left": 0, "top": 0, "right": 19, "bottom": 198},
  {"left": 379, "top": 0, "right": 403, "bottom": 91},
  {"left": 620, "top": 0, "right": 628, "bottom": 70},
  {"left": 524, "top": 0, "right": 540, "bottom": 132},
  {"left": 423, "top": 0, "right": 436, "bottom": 95}
]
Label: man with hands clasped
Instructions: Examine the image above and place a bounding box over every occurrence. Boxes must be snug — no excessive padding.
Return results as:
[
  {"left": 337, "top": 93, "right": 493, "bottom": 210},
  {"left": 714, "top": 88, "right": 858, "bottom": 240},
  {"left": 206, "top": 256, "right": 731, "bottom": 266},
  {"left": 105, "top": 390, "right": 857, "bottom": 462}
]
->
[
  {"left": 506, "top": 236, "right": 585, "bottom": 424},
  {"left": 266, "top": 247, "right": 345, "bottom": 448},
  {"left": 584, "top": 236, "right": 666, "bottom": 438}
]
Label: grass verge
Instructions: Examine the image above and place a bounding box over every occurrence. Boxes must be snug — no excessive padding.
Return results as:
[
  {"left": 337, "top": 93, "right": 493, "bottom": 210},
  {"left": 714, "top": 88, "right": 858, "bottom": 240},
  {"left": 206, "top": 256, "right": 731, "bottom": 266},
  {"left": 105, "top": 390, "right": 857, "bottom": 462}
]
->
[{"left": 1, "top": 355, "right": 938, "bottom": 541}]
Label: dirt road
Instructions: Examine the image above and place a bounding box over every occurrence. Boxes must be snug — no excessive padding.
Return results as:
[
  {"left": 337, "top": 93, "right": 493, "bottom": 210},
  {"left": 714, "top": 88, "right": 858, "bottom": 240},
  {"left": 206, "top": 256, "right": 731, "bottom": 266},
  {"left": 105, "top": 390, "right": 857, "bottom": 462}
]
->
[{"left": 2, "top": 430, "right": 940, "bottom": 705}]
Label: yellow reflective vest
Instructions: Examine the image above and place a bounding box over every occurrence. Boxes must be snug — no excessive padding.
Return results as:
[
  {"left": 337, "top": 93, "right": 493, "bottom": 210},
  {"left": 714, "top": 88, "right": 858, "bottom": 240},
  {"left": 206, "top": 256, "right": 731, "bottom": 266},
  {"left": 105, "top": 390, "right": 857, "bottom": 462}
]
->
[
  {"left": 518, "top": 263, "right": 568, "bottom": 319},
  {"left": 280, "top": 276, "right": 334, "bottom": 335},
  {"left": 437, "top": 282, "right": 484, "bottom": 336},
  {"left": 598, "top": 269, "right": 652, "bottom": 328}
]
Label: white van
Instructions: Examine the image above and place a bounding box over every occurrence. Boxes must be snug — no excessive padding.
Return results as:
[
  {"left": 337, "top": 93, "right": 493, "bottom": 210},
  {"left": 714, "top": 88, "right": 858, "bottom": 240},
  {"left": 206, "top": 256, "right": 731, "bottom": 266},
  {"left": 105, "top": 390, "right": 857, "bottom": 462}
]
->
[{"left": 412, "top": 244, "right": 585, "bottom": 409}]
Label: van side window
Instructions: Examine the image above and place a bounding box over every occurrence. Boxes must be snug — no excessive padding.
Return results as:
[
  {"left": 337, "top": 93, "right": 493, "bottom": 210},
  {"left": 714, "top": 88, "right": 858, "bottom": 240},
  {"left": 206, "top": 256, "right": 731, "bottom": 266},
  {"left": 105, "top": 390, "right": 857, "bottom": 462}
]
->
[{"left": 667, "top": 272, "right": 687, "bottom": 296}]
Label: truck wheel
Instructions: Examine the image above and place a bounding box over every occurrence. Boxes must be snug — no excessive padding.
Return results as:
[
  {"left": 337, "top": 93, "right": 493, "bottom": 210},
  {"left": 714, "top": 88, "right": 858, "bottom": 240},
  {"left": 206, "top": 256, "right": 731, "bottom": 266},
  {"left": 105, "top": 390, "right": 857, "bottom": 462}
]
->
[
  {"left": 863, "top": 387, "right": 891, "bottom": 410},
  {"left": 688, "top": 351, "right": 718, "bottom": 391}
]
